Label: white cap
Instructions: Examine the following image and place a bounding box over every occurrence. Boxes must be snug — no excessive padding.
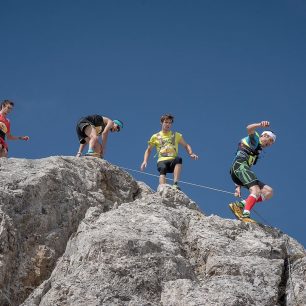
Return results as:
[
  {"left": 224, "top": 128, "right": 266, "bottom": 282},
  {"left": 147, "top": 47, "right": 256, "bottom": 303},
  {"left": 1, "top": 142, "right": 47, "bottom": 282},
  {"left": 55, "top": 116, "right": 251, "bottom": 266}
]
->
[{"left": 261, "top": 131, "right": 276, "bottom": 143}]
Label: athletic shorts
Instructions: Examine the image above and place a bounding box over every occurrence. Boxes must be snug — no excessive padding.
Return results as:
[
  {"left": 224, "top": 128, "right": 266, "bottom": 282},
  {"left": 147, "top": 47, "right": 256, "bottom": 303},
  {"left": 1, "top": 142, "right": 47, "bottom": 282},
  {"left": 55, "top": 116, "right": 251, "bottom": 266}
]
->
[
  {"left": 230, "top": 159, "right": 265, "bottom": 189},
  {"left": 0, "top": 137, "right": 8, "bottom": 151},
  {"left": 76, "top": 119, "right": 92, "bottom": 144},
  {"left": 157, "top": 156, "right": 182, "bottom": 175}
]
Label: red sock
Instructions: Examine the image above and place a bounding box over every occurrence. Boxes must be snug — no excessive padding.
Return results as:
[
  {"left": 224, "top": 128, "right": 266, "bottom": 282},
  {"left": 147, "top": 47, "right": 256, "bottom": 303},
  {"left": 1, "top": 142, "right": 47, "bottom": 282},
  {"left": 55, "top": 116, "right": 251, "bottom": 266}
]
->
[{"left": 245, "top": 194, "right": 257, "bottom": 211}]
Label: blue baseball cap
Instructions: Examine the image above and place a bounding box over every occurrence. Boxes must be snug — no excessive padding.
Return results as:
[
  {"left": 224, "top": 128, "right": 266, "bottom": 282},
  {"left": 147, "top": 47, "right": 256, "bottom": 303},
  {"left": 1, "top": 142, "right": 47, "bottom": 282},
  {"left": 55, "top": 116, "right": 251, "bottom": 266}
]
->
[{"left": 113, "top": 119, "right": 123, "bottom": 129}]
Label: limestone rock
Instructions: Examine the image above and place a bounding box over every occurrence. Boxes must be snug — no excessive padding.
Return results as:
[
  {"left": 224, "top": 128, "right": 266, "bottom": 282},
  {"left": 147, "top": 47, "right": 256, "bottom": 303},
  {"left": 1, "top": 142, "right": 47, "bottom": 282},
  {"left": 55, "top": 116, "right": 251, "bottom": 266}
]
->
[
  {"left": 0, "top": 157, "right": 142, "bottom": 305},
  {"left": 0, "top": 157, "right": 305, "bottom": 306}
]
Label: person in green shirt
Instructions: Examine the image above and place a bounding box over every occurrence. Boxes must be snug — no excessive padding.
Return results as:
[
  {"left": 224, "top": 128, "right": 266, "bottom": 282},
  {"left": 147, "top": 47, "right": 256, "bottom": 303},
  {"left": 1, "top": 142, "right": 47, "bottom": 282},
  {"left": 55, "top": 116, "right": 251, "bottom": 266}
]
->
[{"left": 229, "top": 121, "right": 276, "bottom": 219}]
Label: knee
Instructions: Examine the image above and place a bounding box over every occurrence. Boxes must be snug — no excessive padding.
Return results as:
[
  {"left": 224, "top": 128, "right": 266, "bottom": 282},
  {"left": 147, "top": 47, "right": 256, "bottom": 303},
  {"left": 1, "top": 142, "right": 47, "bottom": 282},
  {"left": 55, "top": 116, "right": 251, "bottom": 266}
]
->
[
  {"left": 159, "top": 170, "right": 167, "bottom": 176},
  {"left": 263, "top": 186, "right": 273, "bottom": 200},
  {"left": 90, "top": 135, "right": 99, "bottom": 142},
  {"left": 249, "top": 185, "right": 261, "bottom": 198}
]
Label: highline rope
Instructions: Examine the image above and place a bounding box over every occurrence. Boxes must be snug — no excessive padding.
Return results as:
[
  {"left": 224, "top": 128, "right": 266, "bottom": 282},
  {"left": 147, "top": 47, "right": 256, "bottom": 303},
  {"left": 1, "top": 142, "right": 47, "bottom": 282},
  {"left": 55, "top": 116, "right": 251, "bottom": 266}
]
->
[{"left": 119, "top": 166, "right": 235, "bottom": 195}]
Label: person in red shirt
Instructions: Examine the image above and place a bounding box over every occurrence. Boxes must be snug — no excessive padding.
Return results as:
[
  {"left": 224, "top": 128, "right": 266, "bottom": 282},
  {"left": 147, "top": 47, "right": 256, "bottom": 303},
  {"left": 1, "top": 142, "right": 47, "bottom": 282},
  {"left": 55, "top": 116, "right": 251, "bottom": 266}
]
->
[{"left": 0, "top": 100, "right": 29, "bottom": 157}]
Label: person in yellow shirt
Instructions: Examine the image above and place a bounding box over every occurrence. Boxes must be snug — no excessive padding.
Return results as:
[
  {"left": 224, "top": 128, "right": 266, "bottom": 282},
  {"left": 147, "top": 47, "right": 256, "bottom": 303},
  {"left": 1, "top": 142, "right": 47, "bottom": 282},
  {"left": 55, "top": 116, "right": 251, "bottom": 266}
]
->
[{"left": 140, "top": 114, "right": 198, "bottom": 190}]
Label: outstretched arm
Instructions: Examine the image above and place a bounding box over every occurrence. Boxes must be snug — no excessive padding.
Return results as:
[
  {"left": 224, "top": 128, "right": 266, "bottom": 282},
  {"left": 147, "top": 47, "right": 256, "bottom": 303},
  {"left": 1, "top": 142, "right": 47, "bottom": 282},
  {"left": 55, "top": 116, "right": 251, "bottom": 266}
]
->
[
  {"left": 141, "top": 145, "right": 154, "bottom": 171},
  {"left": 179, "top": 137, "right": 198, "bottom": 160},
  {"left": 7, "top": 133, "right": 29, "bottom": 141},
  {"left": 246, "top": 121, "right": 270, "bottom": 135}
]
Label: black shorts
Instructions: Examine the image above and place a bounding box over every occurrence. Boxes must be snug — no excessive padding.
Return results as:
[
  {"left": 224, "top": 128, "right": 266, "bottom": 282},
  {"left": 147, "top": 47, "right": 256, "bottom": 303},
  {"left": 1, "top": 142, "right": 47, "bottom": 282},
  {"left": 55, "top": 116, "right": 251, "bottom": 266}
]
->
[
  {"left": 157, "top": 156, "right": 182, "bottom": 175},
  {"left": 230, "top": 159, "right": 265, "bottom": 189},
  {"left": 76, "top": 119, "right": 92, "bottom": 144}
]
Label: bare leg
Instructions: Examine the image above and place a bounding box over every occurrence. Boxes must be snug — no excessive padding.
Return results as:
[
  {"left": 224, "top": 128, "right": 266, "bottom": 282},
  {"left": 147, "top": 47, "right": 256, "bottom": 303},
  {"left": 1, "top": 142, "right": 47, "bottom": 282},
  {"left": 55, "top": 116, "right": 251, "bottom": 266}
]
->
[
  {"left": 260, "top": 185, "right": 273, "bottom": 200},
  {"left": 173, "top": 164, "right": 182, "bottom": 183},
  {"left": 0, "top": 146, "right": 8, "bottom": 158},
  {"left": 159, "top": 174, "right": 166, "bottom": 185},
  {"left": 243, "top": 185, "right": 261, "bottom": 215},
  {"left": 234, "top": 185, "right": 241, "bottom": 197},
  {"left": 249, "top": 185, "right": 261, "bottom": 198},
  {"left": 93, "top": 142, "right": 103, "bottom": 156},
  {"left": 84, "top": 126, "right": 99, "bottom": 151}
]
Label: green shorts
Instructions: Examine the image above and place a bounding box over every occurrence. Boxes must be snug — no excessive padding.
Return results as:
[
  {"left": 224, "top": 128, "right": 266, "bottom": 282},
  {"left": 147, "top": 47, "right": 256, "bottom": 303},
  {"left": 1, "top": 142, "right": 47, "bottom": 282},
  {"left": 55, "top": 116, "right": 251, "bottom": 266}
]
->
[{"left": 230, "top": 159, "right": 265, "bottom": 189}]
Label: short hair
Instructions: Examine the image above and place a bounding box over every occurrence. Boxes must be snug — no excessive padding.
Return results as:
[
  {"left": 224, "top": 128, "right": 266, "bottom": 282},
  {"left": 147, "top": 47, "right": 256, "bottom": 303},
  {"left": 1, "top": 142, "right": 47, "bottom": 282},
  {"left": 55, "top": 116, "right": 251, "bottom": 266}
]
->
[
  {"left": 1, "top": 100, "right": 14, "bottom": 110},
  {"left": 160, "top": 114, "right": 174, "bottom": 123}
]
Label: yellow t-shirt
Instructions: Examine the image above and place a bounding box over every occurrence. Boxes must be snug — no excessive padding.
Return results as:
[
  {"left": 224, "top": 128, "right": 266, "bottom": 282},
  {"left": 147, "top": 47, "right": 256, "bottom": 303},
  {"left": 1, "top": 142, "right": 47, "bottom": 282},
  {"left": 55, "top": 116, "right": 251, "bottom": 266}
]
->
[{"left": 148, "top": 131, "right": 182, "bottom": 162}]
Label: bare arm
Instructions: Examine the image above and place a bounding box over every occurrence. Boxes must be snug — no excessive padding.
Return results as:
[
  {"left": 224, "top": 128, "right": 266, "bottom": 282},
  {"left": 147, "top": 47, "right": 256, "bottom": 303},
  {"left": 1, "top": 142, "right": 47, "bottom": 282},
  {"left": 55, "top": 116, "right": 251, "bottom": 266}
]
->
[
  {"left": 100, "top": 117, "right": 114, "bottom": 155},
  {"left": 76, "top": 143, "right": 86, "bottom": 156},
  {"left": 141, "top": 145, "right": 154, "bottom": 171},
  {"left": 247, "top": 121, "right": 270, "bottom": 135},
  {"left": 7, "top": 133, "right": 29, "bottom": 141},
  {"left": 179, "top": 137, "right": 198, "bottom": 160}
]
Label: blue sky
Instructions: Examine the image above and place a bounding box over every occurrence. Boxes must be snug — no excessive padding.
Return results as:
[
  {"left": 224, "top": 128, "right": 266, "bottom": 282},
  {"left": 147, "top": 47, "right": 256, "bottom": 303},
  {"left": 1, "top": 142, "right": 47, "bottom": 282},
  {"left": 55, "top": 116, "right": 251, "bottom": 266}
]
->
[{"left": 1, "top": 1, "right": 306, "bottom": 247}]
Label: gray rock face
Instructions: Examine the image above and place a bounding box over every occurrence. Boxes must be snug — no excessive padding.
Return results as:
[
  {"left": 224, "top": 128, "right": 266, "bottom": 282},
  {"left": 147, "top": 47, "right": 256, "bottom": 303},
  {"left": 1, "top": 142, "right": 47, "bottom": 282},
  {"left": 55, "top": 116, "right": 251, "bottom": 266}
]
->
[
  {"left": 0, "top": 157, "right": 305, "bottom": 306},
  {"left": 0, "top": 157, "right": 139, "bottom": 306}
]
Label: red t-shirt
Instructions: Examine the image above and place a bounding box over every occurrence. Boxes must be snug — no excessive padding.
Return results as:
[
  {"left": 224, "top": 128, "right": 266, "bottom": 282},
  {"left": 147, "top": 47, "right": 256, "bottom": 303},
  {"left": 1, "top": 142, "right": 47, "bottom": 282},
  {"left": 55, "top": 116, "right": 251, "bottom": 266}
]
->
[{"left": 0, "top": 113, "right": 10, "bottom": 140}]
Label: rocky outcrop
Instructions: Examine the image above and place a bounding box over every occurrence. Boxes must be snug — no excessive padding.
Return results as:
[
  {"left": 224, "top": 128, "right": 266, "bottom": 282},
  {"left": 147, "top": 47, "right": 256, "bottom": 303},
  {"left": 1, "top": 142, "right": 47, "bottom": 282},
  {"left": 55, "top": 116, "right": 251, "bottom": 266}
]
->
[
  {"left": 0, "top": 157, "right": 305, "bottom": 306},
  {"left": 0, "top": 157, "right": 140, "bottom": 306}
]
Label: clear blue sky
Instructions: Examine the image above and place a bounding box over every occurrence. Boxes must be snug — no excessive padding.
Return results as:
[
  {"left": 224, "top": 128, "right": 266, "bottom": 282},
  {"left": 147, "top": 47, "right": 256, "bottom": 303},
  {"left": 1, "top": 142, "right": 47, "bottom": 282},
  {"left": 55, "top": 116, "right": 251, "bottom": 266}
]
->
[{"left": 1, "top": 1, "right": 305, "bottom": 247}]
